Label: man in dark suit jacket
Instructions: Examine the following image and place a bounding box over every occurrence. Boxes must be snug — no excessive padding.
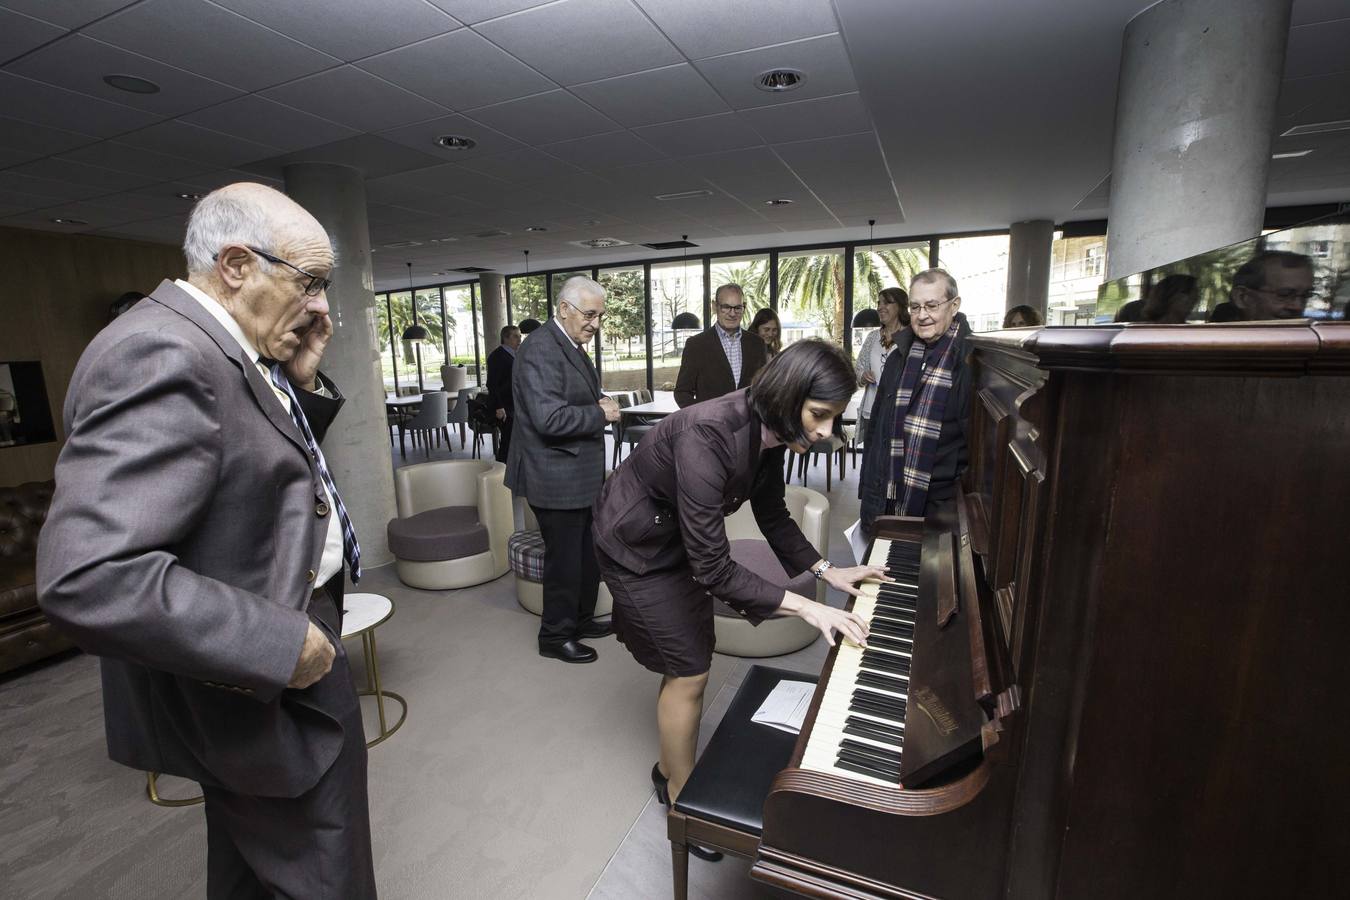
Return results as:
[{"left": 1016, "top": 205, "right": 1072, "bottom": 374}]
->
[
  {"left": 673, "top": 283, "right": 768, "bottom": 408},
  {"left": 486, "top": 324, "right": 521, "bottom": 462},
  {"left": 37, "top": 184, "right": 375, "bottom": 898},
  {"left": 505, "top": 276, "right": 620, "bottom": 663}
]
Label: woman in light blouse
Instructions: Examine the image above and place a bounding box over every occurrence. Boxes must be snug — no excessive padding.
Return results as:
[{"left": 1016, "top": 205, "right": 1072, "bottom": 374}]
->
[{"left": 854, "top": 287, "right": 909, "bottom": 435}]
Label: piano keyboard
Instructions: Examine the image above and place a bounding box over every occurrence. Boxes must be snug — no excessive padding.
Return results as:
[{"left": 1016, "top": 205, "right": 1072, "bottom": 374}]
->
[{"left": 801, "top": 537, "right": 921, "bottom": 787}]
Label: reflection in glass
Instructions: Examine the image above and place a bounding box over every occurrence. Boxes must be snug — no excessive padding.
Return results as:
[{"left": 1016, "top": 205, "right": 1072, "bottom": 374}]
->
[
  {"left": 598, "top": 266, "right": 647, "bottom": 391},
  {"left": 652, "top": 260, "right": 703, "bottom": 390},
  {"left": 935, "top": 234, "right": 1009, "bottom": 332},
  {"left": 1098, "top": 216, "right": 1349, "bottom": 323},
  {"left": 1049, "top": 232, "right": 1109, "bottom": 324}
]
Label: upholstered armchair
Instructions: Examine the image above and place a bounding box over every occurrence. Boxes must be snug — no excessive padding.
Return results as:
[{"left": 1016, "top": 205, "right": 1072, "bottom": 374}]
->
[
  {"left": 387, "top": 460, "right": 513, "bottom": 590},
  {"left": 508, "top": 501, "right": 613, "bottom": 619},
  {"left": 714, "top": 485, "right": 829, "bottom": 658}
]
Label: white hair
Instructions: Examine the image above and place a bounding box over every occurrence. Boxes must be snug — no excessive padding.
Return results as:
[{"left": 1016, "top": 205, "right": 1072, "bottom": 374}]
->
[
  {"left": 557, "top": 275, "right": 604, "bottom": 306},
  {"left": 182, "top": 189, "right": 278, "bottom": 276}
]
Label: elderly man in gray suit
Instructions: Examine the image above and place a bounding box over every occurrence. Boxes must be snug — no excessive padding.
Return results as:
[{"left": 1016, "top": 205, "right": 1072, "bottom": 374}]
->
[
  {"left": 506, "top": 276, "right": 620, "bottom": 663},
  {"left": 37, "top": 183, "right": 376, "bottom": 898}
]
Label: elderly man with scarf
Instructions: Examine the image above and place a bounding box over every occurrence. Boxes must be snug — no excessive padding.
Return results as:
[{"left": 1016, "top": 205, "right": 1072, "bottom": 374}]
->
[{"left": 859, "top": 268, "right": 973, "bottom": 534}]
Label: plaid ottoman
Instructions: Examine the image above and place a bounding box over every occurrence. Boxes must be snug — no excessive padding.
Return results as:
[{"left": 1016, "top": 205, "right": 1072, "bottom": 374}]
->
[{"left": 508, "top": 530, "right": 546, "bottom": 583}]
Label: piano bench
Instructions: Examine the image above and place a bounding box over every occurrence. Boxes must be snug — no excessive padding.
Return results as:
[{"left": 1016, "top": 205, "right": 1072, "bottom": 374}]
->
[{"left": 668, "top": 664, "right": 817, "bottom": 900}]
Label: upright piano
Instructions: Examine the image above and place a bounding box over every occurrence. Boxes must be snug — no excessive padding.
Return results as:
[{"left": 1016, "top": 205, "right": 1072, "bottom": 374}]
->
[{"left": 752, "top": 322, "right": 1350, "bottom": 899}]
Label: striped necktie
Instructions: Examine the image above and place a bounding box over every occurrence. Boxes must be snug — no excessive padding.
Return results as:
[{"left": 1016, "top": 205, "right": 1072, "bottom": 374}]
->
[{"left": 268, "top": 363, "right": 362, "bottom": 582}]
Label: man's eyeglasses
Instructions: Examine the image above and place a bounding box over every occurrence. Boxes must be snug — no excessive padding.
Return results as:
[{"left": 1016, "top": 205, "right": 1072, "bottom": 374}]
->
[
  {"left": 214, "top": 246, "right": 332, "bottom": 296},
  {"left": 908, "top": 297, "right": 958, "bottom": 315},
  {"left": 1250, "top": 286, "right": 1316, "bottom": 304},
  {"left": 561, "top": 298, "right": 605, "bottom": 322},
  {"left": 718, "top": 304, "right": 745, "bottom": 314}
]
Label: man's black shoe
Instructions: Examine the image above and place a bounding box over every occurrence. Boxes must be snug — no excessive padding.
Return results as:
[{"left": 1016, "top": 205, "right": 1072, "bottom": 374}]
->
[
  {"left": 577, "top": 620, "right": 613, "bottom": 639},
  {"left": 538, "top": 639, "right": 597, "bottom": 663}
]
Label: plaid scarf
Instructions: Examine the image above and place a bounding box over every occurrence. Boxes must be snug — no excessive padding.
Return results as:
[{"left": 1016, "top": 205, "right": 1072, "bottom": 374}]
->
[{"left": 887, "top": 319, "right": 961, "bottom": 516}]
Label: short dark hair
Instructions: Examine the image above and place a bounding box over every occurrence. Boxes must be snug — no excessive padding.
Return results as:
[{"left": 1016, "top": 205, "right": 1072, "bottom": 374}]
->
[
  {"left": 1232, "top": 250, "right": 1312, "bottom": 292},
  {"left": 500, "top": 325, "right": 519, "bottom": 342},
  {"left": 750, "top": 339, "right": 856, "bottom": 445},
  {"left": 1003, "top": 304, "right": 1042, "bottom": 327},
  {"left": 518, "top": 318, "right": 542, "bottom": 334}
]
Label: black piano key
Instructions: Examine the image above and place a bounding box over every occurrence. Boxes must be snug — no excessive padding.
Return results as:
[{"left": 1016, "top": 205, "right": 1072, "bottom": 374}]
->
[
  {"left": 857, "top": 670, "right": 909, "bottom": 695},
  {"left": 850, "top": 694, "right": 907, "bottom": 723},
  {"left": 844, "top": 723, "right": 905, "bottom": 751},
  {"left": 868, "top": 634, "right": 914, "bottom": 653},
  {"left": 845, "top": 715, "right": 905, "bottom": 743},
  {"left": 860, "top": 655, "right": 909, "bottom": 676},
  {"left": 837, "top": 748, "right": 902, "bottom": 781},
  {"left": 841, "top": 738, "right": 904, "bottom": 766},
  {"left": 853, "top": 688, "right": 907, "bottom": 717},
  {"left": 868, "top": 619, "right": 915, "bottom": 638}
]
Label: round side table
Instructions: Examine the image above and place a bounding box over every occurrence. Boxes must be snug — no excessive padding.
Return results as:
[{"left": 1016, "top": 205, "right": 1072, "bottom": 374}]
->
[{"left": 341, "top": 592, "right": 408, "bottom": 748}]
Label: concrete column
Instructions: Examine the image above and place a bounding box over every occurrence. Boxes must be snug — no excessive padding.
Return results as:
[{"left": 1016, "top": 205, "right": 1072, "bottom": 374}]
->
[
  {"left": 283, "top": 163, "right": 397, "bottom": 568},
  {"left": 1005, "top": 219, "right": 1054, "bottom": 319},
  {"left": 1105, "top": 0, "right": 1292, "bottom": 279},
  {"left": 479, "top": 273, "right": 506, "bottom": 355}
]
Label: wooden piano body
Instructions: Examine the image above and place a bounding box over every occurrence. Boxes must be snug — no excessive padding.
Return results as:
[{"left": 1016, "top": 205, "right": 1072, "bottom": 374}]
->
[{"left": 753, "top": 322, "right": 1350, "bottom": 899}]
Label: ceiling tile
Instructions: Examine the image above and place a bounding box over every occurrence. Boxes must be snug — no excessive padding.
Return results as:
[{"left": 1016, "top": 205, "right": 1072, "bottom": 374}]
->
[
  {"left": 181, "top": 95, "right": 359, "bottom": 154},
  {"left": 739, "top": 92, "right": 873, "bottom": 143},
  {"left": 366, "top": 163, "right": 506, "bottom": 204},
  {"left": 108, "top": 189, "right": 202, "bottom": 216},
  {"left": 94, "top": 214, "right": 188, "bottom": 243},
  {"left": 358, "top": 28, "right": 555, "bottom": 111},
  {"left": 539, "top": 131, "right": 667, "bottom": 170},
  {"left": 0, "top": 147, "right": 41, "bottom": 168},
  {"left": 0, "top": 7, "right": 66, "bottom": 61},
  {"left": 213, "top": 0, "right": 460, "bottom": 62},
  {"left": 262, "top": 66, "right": 450, "bottom": 132},
  {"left": 115, "top": 119, "right": 282, "bottom": 169},
  {"left": 174, "top": 168, "right": 284, "bottom": 192},
  {"left": 632, "top": 112, "right": 764, "bottom": 156},
  {"left": 455, "top": 148, "right": 584, "bottom": 183},
  {"left": 633, "top": 0, "right": 838, "bottom": 60},
  {"left": 467, "top": 90, "right": 621, "bottom": 145},
  {"left": 18, "top": 198, "right": 157, "bottom": 228},
  {"left": 0, "top": 71, "right": 161, "bottom": 137},
  {"left": 677, "top": 146, "right": 792, "bottom": 181},
  {"left": 0, "top": 0, "right": 133, "bottom": 29},
  {"left": 240, "top": 134, "right": 449, "bottom": 181},
  {"left": 1285, "top": 18, "right": 1350, "bottom": 80},
  {"left": 85, "top": 0, "right": 339, "bottom": 92},
  {"left": 423, "top": 0, "right": 555, "bottom": 24},
  {"left": 0, "top": 116, "right": 99, "bottom": 156},
  {"left": 0, "top": 211, "right": 101, "bottom": 233},
  {"left": 58, "top": 140, "right": 217, "bottom": 181},
  {"left": 0, "top": 171, "right": 107, "bottom": 202},
  {"left": 378, "top": 113, "right": 525, "bottom": 159},
  {"left": 476, "top": 0, "right": 682, "bottom": 85},
  {"left": 774, "top": 132, "right": 893, "bottom": 204},
  {"left": 571, "top": 64, "right": 730, "bottom": 127},
  {"left": 7, "top": 34, "right": 242, "bottom": 116},
  {"left": 693, "top": 34, "right": 857, "bottom": 110},
  {"left": 9, "top": 156, "right": 157, "bottom": 192}
]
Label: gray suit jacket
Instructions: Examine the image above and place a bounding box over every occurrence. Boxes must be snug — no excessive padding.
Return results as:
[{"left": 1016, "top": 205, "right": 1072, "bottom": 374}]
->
[
  {"left": 37, "top": 279, "right": 348, "bottom": 799},
  {"left": 504, "top": 319, "right": 606, "bottom": 509}
]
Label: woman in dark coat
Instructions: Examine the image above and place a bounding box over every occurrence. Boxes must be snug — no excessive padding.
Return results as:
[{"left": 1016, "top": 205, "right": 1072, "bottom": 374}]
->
[{"left": 592, "top": 340, "right": 880, "bottom": 852}]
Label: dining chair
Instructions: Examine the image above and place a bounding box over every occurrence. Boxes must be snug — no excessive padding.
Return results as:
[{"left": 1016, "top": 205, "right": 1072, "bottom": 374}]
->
[{"left": 399, "top": 391, "right": 449, "bottom": 459}]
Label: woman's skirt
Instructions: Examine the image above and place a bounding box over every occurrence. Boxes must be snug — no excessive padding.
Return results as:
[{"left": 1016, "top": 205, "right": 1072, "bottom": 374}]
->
[{"left": 595, "top": 545, "right": 715, "bottom": 677}]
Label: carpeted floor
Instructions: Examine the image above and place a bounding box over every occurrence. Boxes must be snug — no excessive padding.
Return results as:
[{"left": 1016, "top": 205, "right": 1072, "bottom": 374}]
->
[{"left": 0, "top": 436, "right": 865, "bottom": 899}]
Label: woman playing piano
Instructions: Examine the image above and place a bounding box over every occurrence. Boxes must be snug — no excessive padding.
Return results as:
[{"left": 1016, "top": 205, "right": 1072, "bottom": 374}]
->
[{"left": 592, "top": 340, "right": 881, "bottom": 861}]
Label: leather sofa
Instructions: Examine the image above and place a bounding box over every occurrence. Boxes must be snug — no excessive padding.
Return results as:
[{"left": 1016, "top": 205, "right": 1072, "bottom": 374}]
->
[{"left": 0, "top": 480, "right": 73, "bottom": 675}]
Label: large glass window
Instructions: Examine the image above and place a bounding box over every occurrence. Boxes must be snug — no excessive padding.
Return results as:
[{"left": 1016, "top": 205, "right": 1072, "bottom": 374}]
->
[
  {"left": 710, "top": 254, "right": 770, "bottom": 316},
  {"left": 509, "top": 274, "right": 547, "bottom": 325},
  {"left": 441, "top": 285, "right": 479, "bottom": 386},
  {"left": 777, "top": 248, "right": 845, "bottom": 347},
  {"left": 1049, "top": 233, "right": 1109, "bottom": 324},
  {"left": 375, "top": 293, "right": 396, "bottom": 393},
  {"left": 597, "top": 265, "right": 647, "bottom": 391},
  {"left": 935, "top": 234, "right": 1010, "bottom": 333},
  {"left": 414, "top": 287, "right": 444, "bottom": 390},
  {"left": 852, "top": 240, "right": 930, "bottom": 356},
  {"left": 651, "top": 259, "right": 703, "bottom": 390},
  {"left": 386, "top": 290, "right": 419, "bottom": 393}
]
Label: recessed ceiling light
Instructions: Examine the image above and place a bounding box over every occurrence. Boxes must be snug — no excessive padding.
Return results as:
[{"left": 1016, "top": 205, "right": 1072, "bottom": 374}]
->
[
  {"left": 103, "top": 74, "right": 160, "bottom": 94},
  {"left": 50, "top": 217, "right": 88, "bottom": 225},
  {"left": 765, "top": 198, "right": 795, "bottom": 206},
  {"left": 1272, "top": 149, "right": 1313, "bottom": 159},
  {"left": 755, "top": 68, "right": 805, "bottom": 92},
  {"left": 572, "top": 237, "right": 630, "bottom": 249},
  {"left": 436, "top": 135, "right": 477, "bottom": 151},
  {"left": 525, "top": 225, "right": 548, "bottom": 232},
  {"left": 177, "top": 192, "right": 203, "bottom": 201},
  {"left": 654, "top": 189, "right": 713, "bottom": 201}
]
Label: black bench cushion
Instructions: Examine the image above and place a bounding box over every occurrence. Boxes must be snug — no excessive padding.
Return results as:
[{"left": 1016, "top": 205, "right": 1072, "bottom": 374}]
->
[{"left": 674, "top": 664, "right": 818, "bottom": 835}]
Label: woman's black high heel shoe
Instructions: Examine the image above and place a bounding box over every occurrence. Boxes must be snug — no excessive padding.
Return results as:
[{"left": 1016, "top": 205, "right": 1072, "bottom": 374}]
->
[{"left": 651, "top": 763, "right": 723, "bottom": 862}]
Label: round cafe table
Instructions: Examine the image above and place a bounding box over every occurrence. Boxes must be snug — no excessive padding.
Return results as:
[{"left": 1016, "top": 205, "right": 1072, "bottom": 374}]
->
[{"left": 341, "top": 592, "right": 408, "bottom": 748}]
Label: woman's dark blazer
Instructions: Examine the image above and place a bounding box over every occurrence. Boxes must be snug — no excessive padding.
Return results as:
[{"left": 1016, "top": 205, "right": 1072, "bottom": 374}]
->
[{"left": 592, "top": 389, "right": 820, "bottom": 623}]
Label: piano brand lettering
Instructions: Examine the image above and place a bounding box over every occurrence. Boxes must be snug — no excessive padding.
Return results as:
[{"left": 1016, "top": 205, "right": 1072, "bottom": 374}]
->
[{"left": 913, "top": 687, "right": 958, "bottom": 736}]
